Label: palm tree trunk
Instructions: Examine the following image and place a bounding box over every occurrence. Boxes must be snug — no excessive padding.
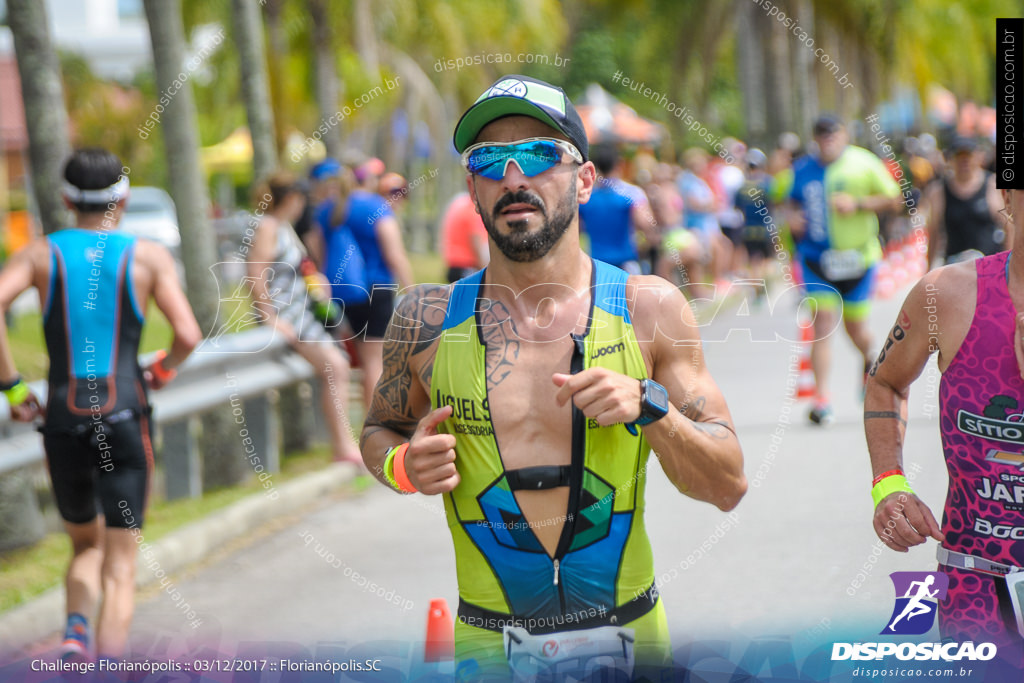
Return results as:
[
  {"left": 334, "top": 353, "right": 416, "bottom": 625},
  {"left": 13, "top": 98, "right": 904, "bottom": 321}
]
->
[
  {"left": 735, "top": 0, "right": 767, "bottom": 148},
  {"left": 230, "top": 0, "right": 278, "bottom": 180},
  {"left": 307, "top": 0, "right": 343, "bottom": 159},
  {"left": 765, "top": 2, "right": 794, "bottom": 146},
  {"left": 143, "top": 0, "right": 247, "bottom": 490},
  {"left": 142, "top": 0, "right": 220, "bottom": 329},
  {"left": 792, "top": 0, "right": 817, "bottom": 137},
  {"left": 7, "top": 0, "right": 71, "bottom": 235},
  {"left": 353, "top": 0, "right": 379, "bottom": 75},
  {"left": 262, "top": 0, "right": 290, "bottom": 156}
]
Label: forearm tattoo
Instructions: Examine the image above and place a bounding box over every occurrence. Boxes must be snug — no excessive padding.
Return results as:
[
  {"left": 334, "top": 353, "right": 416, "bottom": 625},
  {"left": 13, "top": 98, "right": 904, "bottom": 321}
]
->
[
  {"left": 692, "top": 420, "right": 733, "bottom": 440},
  {"left": 870, "top": 310, "right": 910, "bottom": 376},
  {"left": 864, "top": 410, "right": 908, "bottom": 427},
  {"left": 681, "top": 394, "right": 734, "bottom": 440}
]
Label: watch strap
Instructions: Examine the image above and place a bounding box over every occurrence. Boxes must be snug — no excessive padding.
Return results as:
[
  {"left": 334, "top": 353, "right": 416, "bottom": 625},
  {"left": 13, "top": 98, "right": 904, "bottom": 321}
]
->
[
  {"left": 3, "top": 380, "right": 29, "bottom": 407},
  {"left": 0, "top": 375, "right": 22, "bottom": 392}
]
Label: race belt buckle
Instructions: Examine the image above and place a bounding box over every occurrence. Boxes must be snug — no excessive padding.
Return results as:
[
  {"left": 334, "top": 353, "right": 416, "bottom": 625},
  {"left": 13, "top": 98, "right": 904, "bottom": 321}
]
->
[{"left": 503, "top": 624, "right": 635, "bottom": 682}]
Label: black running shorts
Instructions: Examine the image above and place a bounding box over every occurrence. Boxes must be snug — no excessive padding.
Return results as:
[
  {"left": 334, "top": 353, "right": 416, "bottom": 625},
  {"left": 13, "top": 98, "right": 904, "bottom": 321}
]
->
[{"left": 42, "top": 410, "right": 153, "bottom": 529}]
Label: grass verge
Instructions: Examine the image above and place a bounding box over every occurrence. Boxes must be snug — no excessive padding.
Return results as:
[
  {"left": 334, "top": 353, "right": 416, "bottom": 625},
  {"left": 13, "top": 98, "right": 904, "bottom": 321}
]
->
[{"left": 0, "top": 445, "right": 358, "bottom": 614}]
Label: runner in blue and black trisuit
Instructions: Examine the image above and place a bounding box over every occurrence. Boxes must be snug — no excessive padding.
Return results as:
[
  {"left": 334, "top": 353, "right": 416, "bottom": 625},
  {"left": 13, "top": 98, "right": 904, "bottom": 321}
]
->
[{"left": 0, "top": 148, "right": 200, "bottom": 662}]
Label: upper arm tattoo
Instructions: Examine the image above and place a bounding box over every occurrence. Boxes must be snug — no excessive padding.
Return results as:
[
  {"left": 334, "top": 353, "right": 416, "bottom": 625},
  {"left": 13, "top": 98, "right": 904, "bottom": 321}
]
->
[{"left": 363, "top": 284, "right": 448, "bottom": 440}]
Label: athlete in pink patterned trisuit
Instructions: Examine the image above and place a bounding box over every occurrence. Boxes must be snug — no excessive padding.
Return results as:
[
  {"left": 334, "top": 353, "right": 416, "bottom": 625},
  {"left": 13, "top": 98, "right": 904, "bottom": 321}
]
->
[{"left": 866, "top": 188, "right": 1024, "bottom": 671}]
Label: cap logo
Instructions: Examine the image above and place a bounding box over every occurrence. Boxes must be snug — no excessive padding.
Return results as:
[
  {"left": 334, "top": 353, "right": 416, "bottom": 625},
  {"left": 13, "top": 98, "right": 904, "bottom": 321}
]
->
[
  {"left": 487, "top": 78, "right": 528, "bottom": 99},
  {"left": 478, "top": 78, "right": 567, "bottom": 116}
]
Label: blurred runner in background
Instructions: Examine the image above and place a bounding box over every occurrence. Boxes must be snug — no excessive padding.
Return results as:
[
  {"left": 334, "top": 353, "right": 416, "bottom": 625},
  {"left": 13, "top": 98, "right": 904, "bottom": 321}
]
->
[
  {"left": 647, "top": 163, "right": 701, "bottom": 290},
  {"left": 340, "top": 158, "right": 413, "bottom": 408},
  {"left": 379, "top": 172, "right": 409, "bottom": 216},
  {"left": 925, "top": 137, "right": 1006, "bottom": 269},
  {"left": 735, "top": 148, "right": 775, "bottom": 293},
  {"left": 579, "top": 143, "right": 657, "bottom": 274},
  {"left": 247, "top": 171, "right": 363, "bottom": 465},
  {"left": 788, "top": 115, "right": 901, "bottom": 425},
  {"left": 678, "top": 148, "right": 729, "bottom": 291},
  {"left": 0, "top": 148, "right": 200, "bottom": 662},
  {"left": 440, "top": 192, "right": 489, "bottom": 282},
  {"left": 714, "top": 138, "right": 748, "bottom": 278}
]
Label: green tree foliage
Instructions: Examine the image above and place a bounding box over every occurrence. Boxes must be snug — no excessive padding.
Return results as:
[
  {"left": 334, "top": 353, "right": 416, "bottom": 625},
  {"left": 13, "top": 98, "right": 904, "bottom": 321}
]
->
[
  {"left": 60, "top": 53, "right": 167, "bottom": 187},
  {"left": 55, "top": 0, "right": 1023, "bottom": 199}
]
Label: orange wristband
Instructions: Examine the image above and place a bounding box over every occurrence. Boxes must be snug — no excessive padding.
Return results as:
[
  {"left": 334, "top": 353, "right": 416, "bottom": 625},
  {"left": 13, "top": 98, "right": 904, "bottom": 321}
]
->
[
  {"left": 391, "top": 443, "right": 417, "bottom": 493},
  {"left": 872, "top": 468, "right": 903, "bottom": 486},
  {"left": 149, "top": 350, "right": 177, "bottom": 388}
]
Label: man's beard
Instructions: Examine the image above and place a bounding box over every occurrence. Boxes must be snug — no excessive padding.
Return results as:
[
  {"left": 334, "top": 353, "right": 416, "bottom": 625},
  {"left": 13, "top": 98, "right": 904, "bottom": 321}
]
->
[{"left": 479, "top": 180, "right": 577, "bottom": 263}]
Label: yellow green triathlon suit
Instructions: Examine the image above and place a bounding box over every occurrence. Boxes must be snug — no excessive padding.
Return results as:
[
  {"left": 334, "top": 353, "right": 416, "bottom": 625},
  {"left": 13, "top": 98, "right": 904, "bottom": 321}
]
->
[
  {"left": 788, "top": 145, "right": 901, "bottom": 320},
  {"left": 431, "top": 260, "right": 671, "bottom": 679}
]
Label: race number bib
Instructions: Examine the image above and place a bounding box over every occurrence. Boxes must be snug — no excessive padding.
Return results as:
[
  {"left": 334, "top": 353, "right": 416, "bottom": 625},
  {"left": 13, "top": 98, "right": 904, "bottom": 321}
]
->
[
  {"left": 820, "top": 248, "right": 867, "bottom": 281},
  {"left": 503, "top": 625, "right": 635, "bottom": 681}
]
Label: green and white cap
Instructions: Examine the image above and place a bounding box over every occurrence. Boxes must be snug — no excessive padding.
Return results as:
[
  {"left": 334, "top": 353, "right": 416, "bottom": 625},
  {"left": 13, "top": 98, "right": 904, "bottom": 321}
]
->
[{"left": 453, "top": 75, "right": 589, "bottom": 161}]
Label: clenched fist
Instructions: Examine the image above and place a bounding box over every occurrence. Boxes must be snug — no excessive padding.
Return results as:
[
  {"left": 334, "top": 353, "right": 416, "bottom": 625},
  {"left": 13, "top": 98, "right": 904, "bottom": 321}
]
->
[{"left": 405, "top": 405, "right": 459, "bottom": 495}]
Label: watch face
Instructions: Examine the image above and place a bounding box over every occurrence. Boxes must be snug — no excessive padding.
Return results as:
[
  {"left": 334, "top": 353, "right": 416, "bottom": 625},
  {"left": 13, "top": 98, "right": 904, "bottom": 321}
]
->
[{"left": 643, "top": 379, "right": 670, "bottom": 414}]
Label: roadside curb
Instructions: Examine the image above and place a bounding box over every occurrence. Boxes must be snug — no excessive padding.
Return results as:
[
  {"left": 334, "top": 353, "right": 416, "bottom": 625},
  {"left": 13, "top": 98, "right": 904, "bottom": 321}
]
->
[{"left": 0, "top": 464, "right": 357, "bottom": 657}]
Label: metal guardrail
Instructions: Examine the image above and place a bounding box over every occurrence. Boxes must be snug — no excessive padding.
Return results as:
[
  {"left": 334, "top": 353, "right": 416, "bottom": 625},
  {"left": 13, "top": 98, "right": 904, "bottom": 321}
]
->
[{"left": 0, "top": 327, "right": 314, "bottom": 486}]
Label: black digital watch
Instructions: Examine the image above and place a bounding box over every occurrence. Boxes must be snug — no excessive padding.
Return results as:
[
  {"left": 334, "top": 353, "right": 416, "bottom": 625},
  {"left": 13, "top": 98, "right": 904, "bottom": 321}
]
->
[{"left": 625, "top": 378, "right": 670, "bottom": 435}]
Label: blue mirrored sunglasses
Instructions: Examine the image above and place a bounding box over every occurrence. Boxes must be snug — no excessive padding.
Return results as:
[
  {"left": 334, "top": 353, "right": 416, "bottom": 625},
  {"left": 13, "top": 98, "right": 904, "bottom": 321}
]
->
[{"left": 461, "top": 137, "right": 583, "bottom": 180}]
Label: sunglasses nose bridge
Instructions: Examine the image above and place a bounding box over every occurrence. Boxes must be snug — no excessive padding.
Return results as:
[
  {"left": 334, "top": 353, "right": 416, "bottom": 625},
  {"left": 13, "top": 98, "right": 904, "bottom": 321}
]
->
[{"left": 500, "top": 156, "right": 529, "bottom": 180}]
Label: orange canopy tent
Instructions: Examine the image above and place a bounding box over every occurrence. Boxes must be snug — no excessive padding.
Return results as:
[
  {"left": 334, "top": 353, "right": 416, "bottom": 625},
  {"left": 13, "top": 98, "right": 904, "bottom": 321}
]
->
[{"left": 575, "top": 84, "right": 665, "bottom": 146}]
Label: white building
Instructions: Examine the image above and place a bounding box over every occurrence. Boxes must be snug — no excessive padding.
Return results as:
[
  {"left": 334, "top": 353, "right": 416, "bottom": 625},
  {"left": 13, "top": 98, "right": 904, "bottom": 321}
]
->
[{"left": 1, "top": 0, "right": 150, "bottom": 81}]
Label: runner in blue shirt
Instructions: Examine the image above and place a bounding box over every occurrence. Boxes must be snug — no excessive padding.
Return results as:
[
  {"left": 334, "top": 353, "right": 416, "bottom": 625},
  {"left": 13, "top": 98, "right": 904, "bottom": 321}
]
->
[
  {"left": 337, "top": 159, "right": 413, "bottom": 408},
  {"left": 788, "top": 116, "right": 901, "bottom": 424},
  {"left": 579, "top": 145, "right": 656, "bottom": 274}
]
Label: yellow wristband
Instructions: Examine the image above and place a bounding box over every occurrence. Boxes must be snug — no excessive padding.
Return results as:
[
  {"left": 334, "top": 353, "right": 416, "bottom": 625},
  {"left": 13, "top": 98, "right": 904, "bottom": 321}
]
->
[
  {"left": 383, "top": 445, "right": 402, "bottom": 491},
  {"left": 871, "top": 473, "right": 914, "bottom": 508},
  {"left": 383, "top": 444, "right": 416, "bottom": 493},
  {"left": 3, "top": 380, "right": 29, "bottom": 407}
]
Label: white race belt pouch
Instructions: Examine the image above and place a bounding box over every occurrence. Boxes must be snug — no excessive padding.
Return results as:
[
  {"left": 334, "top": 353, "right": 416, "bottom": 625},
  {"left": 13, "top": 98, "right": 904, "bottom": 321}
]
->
[
  {"left": 1005, "top": 570, "right": 1024, "bottom": 640},
  {"left": 819, "top": 248, "right": 867, "bottom": 281},
  {"left": 503, "top": 625, "right": 635, "bottom": 682}
]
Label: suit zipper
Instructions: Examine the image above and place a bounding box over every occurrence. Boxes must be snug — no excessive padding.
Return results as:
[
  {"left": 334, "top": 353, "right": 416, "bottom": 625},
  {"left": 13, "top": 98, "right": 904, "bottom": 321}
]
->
[{"left": 550, "top": 333, "right": 586, "bottom": 609}]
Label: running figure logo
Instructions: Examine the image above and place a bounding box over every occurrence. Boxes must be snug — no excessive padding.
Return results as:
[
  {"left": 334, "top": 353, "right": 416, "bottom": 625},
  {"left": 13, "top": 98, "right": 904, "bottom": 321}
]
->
[{"left": 881, "top": 572, "right": 949, "bottom": 635}]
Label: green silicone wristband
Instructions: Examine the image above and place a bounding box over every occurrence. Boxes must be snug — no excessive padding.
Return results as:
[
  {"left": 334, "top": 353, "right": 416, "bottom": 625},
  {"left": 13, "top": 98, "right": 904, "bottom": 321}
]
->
[
  {"left": 382, "top": 445, "right": 402, "bottom": 492},
  {"left": 871, "top": 474, "right": 914, "bottom": 508},
  {"left": 3, "top": 380, "right": 29, "bottom": 407}
]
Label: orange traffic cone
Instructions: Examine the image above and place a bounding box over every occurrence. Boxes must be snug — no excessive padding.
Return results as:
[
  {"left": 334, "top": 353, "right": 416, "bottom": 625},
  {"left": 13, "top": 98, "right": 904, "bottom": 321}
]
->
[
  {"left": 795, "top": 320, "right": 816, "bottom": 400},
  {"left": 424, "top": 598, "right": 454, "bottom": 662}
]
